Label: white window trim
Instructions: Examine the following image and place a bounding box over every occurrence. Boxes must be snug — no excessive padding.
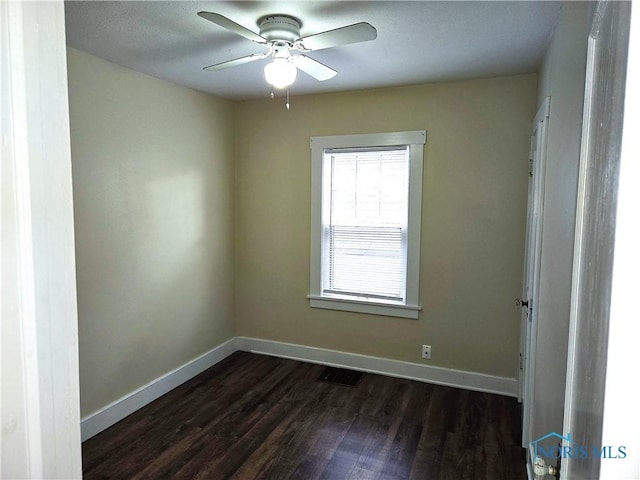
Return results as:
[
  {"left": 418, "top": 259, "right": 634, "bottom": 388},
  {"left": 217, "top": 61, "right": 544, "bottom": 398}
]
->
[{"left": 308, "top": 130, "right": 426, "bottom": 319}]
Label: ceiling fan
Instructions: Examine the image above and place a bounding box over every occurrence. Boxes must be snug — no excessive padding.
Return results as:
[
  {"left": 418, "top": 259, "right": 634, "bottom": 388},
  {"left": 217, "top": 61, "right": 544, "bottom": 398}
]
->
[{"left": 197, "top": 12, "right": 377, "bottom": 90}]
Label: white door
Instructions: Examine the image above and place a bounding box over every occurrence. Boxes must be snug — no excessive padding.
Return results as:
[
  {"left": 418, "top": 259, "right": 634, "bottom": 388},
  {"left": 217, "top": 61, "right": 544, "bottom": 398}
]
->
[{"left": 520, "top": 97, "right": 550, "bottom": 447}]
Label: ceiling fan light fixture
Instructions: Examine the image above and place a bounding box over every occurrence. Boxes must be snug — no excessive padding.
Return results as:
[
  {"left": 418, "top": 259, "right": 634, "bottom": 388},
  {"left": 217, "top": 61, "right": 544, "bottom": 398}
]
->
[{"left": 264, "top": 57, "right": 297, "bottom": 89}]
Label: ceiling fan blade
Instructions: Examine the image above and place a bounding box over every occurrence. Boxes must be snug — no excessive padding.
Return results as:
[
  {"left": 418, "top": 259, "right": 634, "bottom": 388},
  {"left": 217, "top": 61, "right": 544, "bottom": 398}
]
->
[
  {"left": 292, "top": 55, "right": 337, "bottom": 81},
  {"left": 203, "top": 53, "right": 269, "bottom": 72},
  {"left": 299, "top": 22, "right": 377, "bottom": 51},
  {"left": 198, "top": 11, "right": 266, "bottom": 43}
]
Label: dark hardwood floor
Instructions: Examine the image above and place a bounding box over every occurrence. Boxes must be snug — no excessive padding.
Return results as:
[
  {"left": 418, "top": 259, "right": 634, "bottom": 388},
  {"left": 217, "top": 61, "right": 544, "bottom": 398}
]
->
[{"left": 82, "top": 352, "right": 526, "bottom": 479}]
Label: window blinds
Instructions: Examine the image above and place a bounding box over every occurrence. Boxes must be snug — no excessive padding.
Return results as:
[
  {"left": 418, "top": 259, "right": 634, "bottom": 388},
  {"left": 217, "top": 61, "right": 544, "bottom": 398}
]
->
[{"left": 323, "top": 147, "right": 409, "bottom": 303}]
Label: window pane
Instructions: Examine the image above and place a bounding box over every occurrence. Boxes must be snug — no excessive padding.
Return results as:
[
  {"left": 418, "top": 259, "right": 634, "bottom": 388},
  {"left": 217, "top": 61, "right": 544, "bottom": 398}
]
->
[
  {"left": 327, "top": 225, "right": 406, "bottom": 300},
  {"left": 323, "top": 147, "right": 409, "bottom": 302}
]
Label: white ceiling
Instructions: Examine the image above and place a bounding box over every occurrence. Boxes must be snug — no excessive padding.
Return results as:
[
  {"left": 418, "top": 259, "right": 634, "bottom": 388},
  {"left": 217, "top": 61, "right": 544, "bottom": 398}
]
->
[{"left": 64, "top": 1, "right": 562, "bottom": 100}]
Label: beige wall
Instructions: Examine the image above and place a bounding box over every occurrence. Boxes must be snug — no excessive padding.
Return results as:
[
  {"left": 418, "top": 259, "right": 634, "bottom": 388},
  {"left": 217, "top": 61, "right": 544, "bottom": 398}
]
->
[
  {"left": 67, "top": 48, "right": 236, "bottom": 416},
  {"left": 531, "top": 2, "right": 593, "bottom": 440},
  {"left": 68, "top": 45, "right": 539, "bottom": 417},
  {"left": 235, "top": 75, "right": 537, "bottom": 378}
]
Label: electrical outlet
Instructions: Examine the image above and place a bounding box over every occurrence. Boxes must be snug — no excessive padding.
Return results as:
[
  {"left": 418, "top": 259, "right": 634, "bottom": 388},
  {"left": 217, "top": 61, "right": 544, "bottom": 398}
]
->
[{"left": 421, "top": 344, "right": 431, "bottom": 359}]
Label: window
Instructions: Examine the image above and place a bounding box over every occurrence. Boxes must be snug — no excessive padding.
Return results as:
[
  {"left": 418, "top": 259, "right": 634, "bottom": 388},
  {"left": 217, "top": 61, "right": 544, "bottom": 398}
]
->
[{"left": 308, "top": 131, "right": 426, "bottom": 319}]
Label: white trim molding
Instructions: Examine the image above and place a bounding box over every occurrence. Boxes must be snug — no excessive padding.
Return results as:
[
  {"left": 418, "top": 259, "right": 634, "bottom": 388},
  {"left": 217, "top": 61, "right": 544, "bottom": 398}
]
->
[
  {"left": 308, "top": 130, "right": 426, "bottom": 319},
  {"left": 306, "top": 295, "right": 421, "bottom": 319},
  {"left": 236, "top": 337, "right": 517, "bottom": 397},
  {"left": 81, "top": 336, "right": 517, "bottom": 441},
  {"left": 2, "top": 1, "right": 82, "bottom": 477},
  {"left": 80, "top": 338, "right": 238, "bottom": 441}
]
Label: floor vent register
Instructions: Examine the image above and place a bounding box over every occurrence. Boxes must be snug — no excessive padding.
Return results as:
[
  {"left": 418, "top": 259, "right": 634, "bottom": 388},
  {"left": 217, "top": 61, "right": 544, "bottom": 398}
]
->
[{"left": 317, "top": 366, "right": 363, "bottom": 387}]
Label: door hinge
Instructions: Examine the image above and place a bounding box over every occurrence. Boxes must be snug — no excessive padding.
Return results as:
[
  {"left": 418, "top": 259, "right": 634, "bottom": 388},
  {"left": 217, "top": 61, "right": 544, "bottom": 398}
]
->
[
  {"left": 528, "top": 158, "right": 533, "bottom": 177},
  {"left": 519, "top": 353, "right": 524, "bottom": 370}
]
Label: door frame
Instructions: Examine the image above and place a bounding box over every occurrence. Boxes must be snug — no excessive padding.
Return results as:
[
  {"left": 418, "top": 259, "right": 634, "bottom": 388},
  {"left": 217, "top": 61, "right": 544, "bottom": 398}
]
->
[
  {"left": 1, "top": 1, "right": 82, "bottom": 477},
  {"left": 562, "top": 0, "right": 635, "bottom": 478}
]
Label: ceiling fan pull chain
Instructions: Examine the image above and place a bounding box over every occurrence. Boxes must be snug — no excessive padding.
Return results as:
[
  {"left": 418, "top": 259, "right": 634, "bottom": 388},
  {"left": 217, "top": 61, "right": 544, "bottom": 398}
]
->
[{"left": 286, "top": 88, "right": 290, "bottom": 110}]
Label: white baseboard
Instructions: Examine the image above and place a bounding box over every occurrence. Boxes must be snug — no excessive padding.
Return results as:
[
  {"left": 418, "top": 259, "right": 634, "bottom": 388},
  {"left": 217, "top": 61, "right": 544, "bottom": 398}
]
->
[
  {"left": 80, "top": 337, "right": 238, "bottom": 441},
  {"left": 81, "top": 336, "right": 517, "bottom": 441},
  {"left": 236, "top": 336, "right": 518, "bottom": 398}
]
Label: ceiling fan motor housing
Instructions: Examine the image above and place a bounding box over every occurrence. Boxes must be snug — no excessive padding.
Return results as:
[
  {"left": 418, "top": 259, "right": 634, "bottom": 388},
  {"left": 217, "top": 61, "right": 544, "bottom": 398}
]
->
[
  {"left": 198, "top": 11, "right": 374, "bottom": 85},
  {"left": 259, "top": 15, "right": 302, "bottom": 44}
]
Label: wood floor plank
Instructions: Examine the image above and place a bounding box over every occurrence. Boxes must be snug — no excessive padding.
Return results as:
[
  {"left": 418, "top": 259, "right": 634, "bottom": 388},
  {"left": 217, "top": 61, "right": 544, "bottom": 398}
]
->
[
  {"left": 408, "top": 384, "right": 448, "bottom": 479},
  {"left": 82, "top": 352, "right": 526, "bottom": 479},
  {"left": 129, "top": 426, "right": 207, "bottom": 480},
  {"left": 282, "top": 404, "right": 359, "bottom": 479},
  {"left": 168, "top": 435, "right": 236, "bottom": 479},
  {"left": 376, "top": 421, "right": 423, "bottom": 480},
  {"left": 229, "top": 376, "right": 323, "bottom": 480},
  {"left": 318, "top": 412, "right": 380, "bottom": 479}
]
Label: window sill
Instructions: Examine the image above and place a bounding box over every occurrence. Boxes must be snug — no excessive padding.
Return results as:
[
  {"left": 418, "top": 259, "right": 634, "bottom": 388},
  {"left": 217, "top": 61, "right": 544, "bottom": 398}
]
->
[{"left": 307, "top": 295, "right": 421, "bottom": 319}]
